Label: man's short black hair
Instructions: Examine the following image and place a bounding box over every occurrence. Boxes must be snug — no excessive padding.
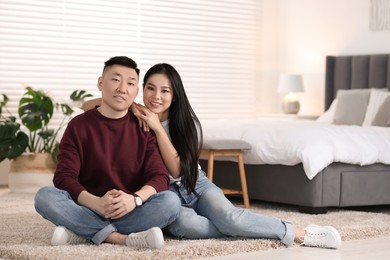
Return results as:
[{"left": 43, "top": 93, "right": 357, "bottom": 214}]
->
[{"left": 103, "top": 56, "right": 140, "bottom": 76}]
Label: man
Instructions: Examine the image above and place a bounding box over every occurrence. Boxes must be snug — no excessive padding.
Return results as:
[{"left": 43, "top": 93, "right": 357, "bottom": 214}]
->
[{"left": 35, "top": 56, "right": 181, "bottom": 249}]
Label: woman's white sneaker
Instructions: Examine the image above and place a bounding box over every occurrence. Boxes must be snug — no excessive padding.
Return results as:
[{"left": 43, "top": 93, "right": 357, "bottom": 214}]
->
[
  {"left": 301, "top": 224, "right": 342, "bottom": 249},
  {"left": 125, "top": 227, "right": 164, "bottom": 249}
]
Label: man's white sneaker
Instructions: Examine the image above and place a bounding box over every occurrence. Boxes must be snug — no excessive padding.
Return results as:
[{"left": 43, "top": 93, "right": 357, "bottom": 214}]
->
[
  {"left": 51, "top": 226, "right": 88, "bottom": 246},
  {"left": 125, "top": 227, "right": 164, "bottom": 249},
  {"left": 301, "top": 224, "right": 341, "bottom": 249}
]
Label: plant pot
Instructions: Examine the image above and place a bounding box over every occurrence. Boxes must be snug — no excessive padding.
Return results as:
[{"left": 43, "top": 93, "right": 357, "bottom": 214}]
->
[
  {"left": 9, "top": 153, "right": 56, "bottom": 193},
  {"left": 0, "top": 159, "right": 11, "bottom": 186}
]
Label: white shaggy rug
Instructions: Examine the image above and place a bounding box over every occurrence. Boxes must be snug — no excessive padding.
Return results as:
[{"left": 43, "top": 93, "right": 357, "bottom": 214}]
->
[{"left": 1, "top": 188, "right": 390, "bottom": 259}]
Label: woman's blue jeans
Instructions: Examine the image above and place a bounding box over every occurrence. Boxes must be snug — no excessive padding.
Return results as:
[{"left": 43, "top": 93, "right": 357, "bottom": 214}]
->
[
  {"left": 35, "top": 186, "right": 181, "bottom": 245},
  {"left": 165, "top": 171, "right": 295, "bottom": 246}
]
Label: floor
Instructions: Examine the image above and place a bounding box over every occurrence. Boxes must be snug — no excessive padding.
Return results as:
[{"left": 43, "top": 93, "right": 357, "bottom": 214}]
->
[
  {"left": 0, "top": 238, "right": 388, "bottom": 260},
  {"left": 203, "top": 236, "right": 390, "bottom": 260},
  {"left": 1, "top": 184, "right": 389, "bottom": 259}
]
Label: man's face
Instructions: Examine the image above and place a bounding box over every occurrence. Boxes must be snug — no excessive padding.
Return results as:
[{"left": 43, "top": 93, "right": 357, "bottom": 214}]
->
[{"left": 97, "top": 64, "right": 139, "bottom": 117}]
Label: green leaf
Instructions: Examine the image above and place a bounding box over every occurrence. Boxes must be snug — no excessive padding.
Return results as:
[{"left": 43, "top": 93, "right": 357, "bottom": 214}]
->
[
  {"left": 70, "top": 90, "right": 93, "bottom": 102},
  {"left": 5, "top": 116, "right": 17, "bottom": 123},
  {"left": 0, "top": 94, "right": 9, "bottom": 115},
  {"left": 0, "top": 122, "right": 28, "bottom": 160},
  {"left": 6, "top": 132, "right": 28, "bottom": 159},
  {"left": 59, "top": 103, "right": 74, "bottom": 116},
  {"left": 38, "top": 129, "right": 54, "bottom": 140},
  {"left": 18, "top": 87, "right": 54, "bottom": 132},
  {"left": 0, "top": 121, "right": 21, "bottom": 139}
]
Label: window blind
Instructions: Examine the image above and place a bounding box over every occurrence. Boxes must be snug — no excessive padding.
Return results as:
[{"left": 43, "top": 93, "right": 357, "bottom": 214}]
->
[{"left": 0, "top": 0, "right": 258, "bottom": 132}]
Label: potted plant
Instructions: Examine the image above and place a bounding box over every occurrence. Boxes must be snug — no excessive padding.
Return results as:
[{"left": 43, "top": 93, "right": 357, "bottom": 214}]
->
[{"left": 0, "top": 86, "right": 92, "bottom": 192}]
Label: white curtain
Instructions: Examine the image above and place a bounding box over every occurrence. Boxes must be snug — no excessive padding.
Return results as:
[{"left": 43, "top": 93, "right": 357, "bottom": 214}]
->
[{"left": 0, "top": 0, "right": 258, "bottom": 127}]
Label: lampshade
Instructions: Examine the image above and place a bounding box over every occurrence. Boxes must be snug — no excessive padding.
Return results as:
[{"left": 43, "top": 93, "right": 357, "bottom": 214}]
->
[
  {"left": 277, "top": 74, "right": 304, "bottom": 114},
  {"left": 277, "top": 74, "right": 304, "bottom": 93}
]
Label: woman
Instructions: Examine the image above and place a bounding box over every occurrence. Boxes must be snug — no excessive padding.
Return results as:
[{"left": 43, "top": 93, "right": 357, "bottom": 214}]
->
[{"left": 84, "top": 63, "right": 341, "bottom": 249}]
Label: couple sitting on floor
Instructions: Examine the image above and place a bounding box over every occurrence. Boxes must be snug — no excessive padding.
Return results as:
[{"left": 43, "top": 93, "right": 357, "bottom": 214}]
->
[{"left": 35, "top": 56, "right": 341, "bottom": 250}]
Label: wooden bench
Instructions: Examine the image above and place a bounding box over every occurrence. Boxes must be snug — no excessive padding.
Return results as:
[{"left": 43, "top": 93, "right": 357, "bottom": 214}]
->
[{"left": 200, "top": 139, "right": 251, "bottom": 208}]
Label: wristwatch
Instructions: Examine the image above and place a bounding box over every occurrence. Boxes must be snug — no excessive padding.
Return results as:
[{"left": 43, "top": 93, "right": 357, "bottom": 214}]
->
[{"left": 133, "top": 193, "right": 142, "bottom": 208}]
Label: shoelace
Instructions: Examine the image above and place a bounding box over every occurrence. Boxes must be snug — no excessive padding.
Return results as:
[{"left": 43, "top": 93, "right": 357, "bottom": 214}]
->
[
  {"left": 300, "top": 231, "right": 327, "bottom": 247},
  {"left": 127, "top": 234, "right": 149, "bottom": 247},
  {"left": 68, "top": 231, "right": 87, "bottom": 244}
]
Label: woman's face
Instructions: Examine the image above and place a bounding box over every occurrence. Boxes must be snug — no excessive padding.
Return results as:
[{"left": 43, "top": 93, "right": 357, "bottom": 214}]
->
[{"left": 143, "top": 73, "right": 173, "bottom": 121}]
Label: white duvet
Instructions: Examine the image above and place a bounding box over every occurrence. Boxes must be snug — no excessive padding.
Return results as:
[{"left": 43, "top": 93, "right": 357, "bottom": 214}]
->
[{"left": 201, "top": 118, "right": 390, "bottom": 180}]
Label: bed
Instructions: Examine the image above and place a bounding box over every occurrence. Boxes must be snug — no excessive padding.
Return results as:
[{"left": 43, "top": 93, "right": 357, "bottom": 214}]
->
[{"left": 199, "top": 53, "right": 390, "bottom": 214}]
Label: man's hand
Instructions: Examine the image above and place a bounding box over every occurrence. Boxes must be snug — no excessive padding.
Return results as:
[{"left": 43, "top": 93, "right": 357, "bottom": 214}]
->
[
  {"left": 101, "top": 189, "right": 135, "bottom": 219},
  {"left": 78, "top": 187, "right": 155, "bottom": 220}
]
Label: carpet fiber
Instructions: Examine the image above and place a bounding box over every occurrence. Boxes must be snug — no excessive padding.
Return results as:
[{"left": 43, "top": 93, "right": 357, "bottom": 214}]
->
[{"left": 1, "top": 188, "right": 390, "bottom": 260}]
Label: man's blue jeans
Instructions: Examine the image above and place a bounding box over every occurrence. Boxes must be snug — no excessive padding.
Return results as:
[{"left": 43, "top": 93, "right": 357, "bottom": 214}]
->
[{"left": 35, "top": 186, "right": 181, "bottom": 245}]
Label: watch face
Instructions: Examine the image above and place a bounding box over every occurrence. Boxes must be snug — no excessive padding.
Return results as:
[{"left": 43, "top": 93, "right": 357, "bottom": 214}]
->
[{"left": 135, "top": 195, "right": 142, "bottom": 207}]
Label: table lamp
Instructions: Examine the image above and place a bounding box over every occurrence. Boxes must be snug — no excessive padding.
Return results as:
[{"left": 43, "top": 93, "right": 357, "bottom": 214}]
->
[{"left": 277, "top": 74, "right": 304, "bottom": 114}]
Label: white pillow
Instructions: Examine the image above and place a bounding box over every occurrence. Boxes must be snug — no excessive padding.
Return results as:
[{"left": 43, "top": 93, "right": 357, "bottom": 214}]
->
[
  {"left": 362, "top": 88, "right": 389, "bottom": 126},
  {"left": 316, "top": 99, "right": 338, "bottom": 123}
]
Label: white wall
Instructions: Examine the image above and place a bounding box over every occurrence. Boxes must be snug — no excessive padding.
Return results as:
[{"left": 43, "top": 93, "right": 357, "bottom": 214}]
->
[{"left": 258, "top": 0, "right": 390, "bottom": 115}]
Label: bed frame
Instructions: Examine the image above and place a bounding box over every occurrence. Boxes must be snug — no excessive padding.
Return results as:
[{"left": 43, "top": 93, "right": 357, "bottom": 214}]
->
[{"left": 200, "top": 54, "right": 390, "bottom": 214}]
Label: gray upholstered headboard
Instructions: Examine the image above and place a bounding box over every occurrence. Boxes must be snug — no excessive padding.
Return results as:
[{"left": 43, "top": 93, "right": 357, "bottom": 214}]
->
[{"left": 325, "top": 54, "right": 390, "bottom": 110}]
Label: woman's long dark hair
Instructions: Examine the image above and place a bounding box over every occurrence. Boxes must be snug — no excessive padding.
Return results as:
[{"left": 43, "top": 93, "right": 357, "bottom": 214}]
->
[{"left": 143, "top": 63, "right": 202, "bottom": 195}]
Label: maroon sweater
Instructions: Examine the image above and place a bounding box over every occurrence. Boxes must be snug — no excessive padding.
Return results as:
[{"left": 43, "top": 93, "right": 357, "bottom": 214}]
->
[{"left": 53, "top": 108, "right": 169, "bottom": 201}]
